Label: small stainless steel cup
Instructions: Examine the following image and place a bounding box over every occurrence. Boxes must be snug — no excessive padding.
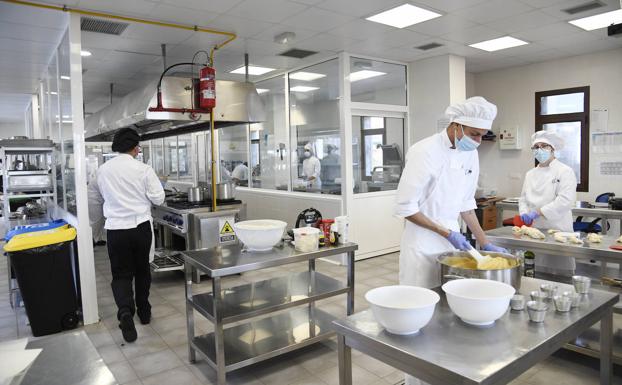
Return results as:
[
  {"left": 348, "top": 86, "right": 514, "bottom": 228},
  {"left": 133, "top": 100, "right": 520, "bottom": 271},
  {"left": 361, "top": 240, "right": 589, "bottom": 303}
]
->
[
  {"left": 510, "top": 294, "right": 525, "bottom": 311},
  {"left": 562, "top": 291, "right": 581, "bottom": 307},
  {"left": 530, "top": 290, "right": 547, "bottom": 302},
  {"left": 527, "top": 300, "right": 548, "bottom": 323},
  {"left": 540, "top": 283, "right": 558, "bottom": 299},
  {"left": 572, "top": 276, "right": 591, "bottom": 294},
  {"left": 553, "top": 295, "right": 572, "bottom": 312}
]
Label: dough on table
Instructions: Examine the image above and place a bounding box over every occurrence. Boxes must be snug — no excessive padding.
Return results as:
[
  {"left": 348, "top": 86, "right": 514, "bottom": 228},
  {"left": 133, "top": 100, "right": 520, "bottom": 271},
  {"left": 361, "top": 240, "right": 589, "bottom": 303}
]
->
[
  {"left": 568, "top": 236, "right": 583, "bottom": 245},
  {"left": 548, "top": 229, "right": 561, "bottom": 234},
  {"left": 554, "top": 233, "right": 568, "bottom": 243},
  {"left": 521, "top": 226, "right": 546, "bottom": 240},
  {"left": 586, "top": 233, "right": 602, "bottom": 243}
]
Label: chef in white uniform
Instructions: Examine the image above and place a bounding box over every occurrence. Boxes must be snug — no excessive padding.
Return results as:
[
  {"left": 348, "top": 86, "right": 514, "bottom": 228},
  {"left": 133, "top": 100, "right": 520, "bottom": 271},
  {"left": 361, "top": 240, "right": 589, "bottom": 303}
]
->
[
  {"left": 519, "top": 131, "right": 576, "bottom": 274},
  {"left": 396, "top": 97, "right": 505, "bottom": 385},
  {"left": 302, "top": 143, "right": 321, "bottom": 190},
  {"left": 88, "top": 127, "right": 165, "bottom": 343}
]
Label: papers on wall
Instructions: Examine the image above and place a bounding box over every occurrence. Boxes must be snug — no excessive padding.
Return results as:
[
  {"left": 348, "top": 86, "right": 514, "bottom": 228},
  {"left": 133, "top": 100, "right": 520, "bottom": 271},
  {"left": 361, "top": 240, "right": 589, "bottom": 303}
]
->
[
  {"left": 591, "top": 108, "right": 608, "bottom": 133},
  {"left": 592, "top": 131, "right": 622, "bottom": 153},
  {"left": 600, "top": 161, "right": 622, "bottom": 176},
  {"left": 0, "top": 338, "right": 42, "bottom": 385}
]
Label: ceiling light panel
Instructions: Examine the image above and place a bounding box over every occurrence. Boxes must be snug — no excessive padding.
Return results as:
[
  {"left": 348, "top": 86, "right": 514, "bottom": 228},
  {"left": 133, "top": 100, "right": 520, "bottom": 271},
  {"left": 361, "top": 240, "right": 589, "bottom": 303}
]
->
[
  {"left": 289, "top": 72, "right": 326, "bottom": 81},
  {"left": 256, "top": 88, "right": 269, "bottom": 94},
  {"left": 230, "top": 65, "right": 275, "bottom": 75},
  {"left": 469, "top": 36, "right": 529, "bottom": 52},
  {"left": 349, "top": 70, "right": 386, "bottom": 82},
  {"left": 568, "top": 9, "right": 622, "bottom": 31},
  {"left": 290, "top": 86, "right": 319, "bottom": 92},
  {"left": 366, "top": 4, "right": 442, "bottom": 29}
]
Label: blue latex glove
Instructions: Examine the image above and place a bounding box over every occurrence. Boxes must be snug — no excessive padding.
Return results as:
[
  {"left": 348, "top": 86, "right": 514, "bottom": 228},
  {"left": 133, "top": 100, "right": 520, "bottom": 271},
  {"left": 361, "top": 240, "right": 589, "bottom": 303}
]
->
[
  {"left": 446, "top": 231, "right": 471, "bottom": 251},
  {"left": 520, "top": 210, "right": 539, "bottom": 225},
  {"left": 482, "top": 243, "right": 508, "bottom": 253}
]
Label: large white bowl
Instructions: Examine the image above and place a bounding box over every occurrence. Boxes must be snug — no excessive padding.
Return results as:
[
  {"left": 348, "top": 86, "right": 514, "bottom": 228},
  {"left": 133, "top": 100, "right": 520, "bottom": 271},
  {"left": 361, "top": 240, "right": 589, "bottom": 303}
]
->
[
  {"left": 365, "top": 285, "right": 440, "bottom": 335},
  {"left": 233, "top": 220, "right": 287, "bottom": 251},
  {"left": 442, "top": 279, "right": 515, "bottom": 326}
]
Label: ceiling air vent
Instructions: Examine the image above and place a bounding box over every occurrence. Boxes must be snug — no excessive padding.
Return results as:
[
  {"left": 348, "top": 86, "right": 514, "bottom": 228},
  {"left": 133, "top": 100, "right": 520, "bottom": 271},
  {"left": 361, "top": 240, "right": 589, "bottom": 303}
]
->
[
  {"left": 279, "top": 48, "right": 318, "bottom": 59},
  {"left": 562, "top": 1, "right": 604, "bottom": 15},
  {"left": 81, "top": 17, "right": 129, "bottom": 35},
  {"left": 415, "top": 42, "right": 444, "bottom": 51}
]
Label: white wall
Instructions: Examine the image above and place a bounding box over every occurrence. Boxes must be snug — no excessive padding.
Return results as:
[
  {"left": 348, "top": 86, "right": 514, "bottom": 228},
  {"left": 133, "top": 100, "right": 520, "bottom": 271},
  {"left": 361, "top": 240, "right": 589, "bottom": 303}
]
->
[
  {"left": 0, "top": 122, "right": 26, "bottom": 138},
  {"left": 473, "top": 48, "right": 622, "bottom": 201}
]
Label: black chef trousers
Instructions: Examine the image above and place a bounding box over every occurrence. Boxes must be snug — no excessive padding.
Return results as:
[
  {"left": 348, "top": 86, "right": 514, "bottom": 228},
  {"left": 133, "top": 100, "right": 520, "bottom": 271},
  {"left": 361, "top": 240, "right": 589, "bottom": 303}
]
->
[{"left": 106, "top": 221, "right": 152, "bottom": 320}]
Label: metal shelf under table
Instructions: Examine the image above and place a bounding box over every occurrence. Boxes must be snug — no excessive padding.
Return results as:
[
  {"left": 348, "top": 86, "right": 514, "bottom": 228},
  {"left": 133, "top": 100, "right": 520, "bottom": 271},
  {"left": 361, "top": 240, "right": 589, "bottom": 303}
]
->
[
  {"left": 191, "top": 307, "right": 335, "bottom": 372},
  {"left": 188, "top": 270, "right": 349, "bottom": 324},
  {"left": 182, "top": 242, "right": 357, "bottom": 385}
]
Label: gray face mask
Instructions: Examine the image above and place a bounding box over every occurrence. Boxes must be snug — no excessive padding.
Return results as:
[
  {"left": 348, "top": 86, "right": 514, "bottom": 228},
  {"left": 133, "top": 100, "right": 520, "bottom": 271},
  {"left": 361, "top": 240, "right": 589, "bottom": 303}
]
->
[
  {"left": 304, "top": 151, "right": 311, "bottom": 158},
  {"left": 454, "top": 124, "right": 480, "bottom": 152}
]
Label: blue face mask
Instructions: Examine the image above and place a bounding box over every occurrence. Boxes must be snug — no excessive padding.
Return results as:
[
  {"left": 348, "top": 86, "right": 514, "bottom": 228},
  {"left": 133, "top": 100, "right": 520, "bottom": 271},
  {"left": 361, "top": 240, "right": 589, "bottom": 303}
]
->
[
  {"left": 534, "top": 148, "right": 552, "bottom": 164},
  {"left": 455, "top": 124, "right": 480, "bottom": 152}
]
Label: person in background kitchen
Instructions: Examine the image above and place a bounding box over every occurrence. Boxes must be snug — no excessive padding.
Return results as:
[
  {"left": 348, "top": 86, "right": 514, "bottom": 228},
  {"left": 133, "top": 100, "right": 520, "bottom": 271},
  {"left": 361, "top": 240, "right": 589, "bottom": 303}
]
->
[
  {"left": 231, "top": 161, "right": 249, "bottom": 186},
  {"left": 88, "top": 127, "right": 165, "bottom": 343},
  {"left": 321, "top": 144, "right": 340, "bottom": 184},
  {"left": 302, "top": 142, "right": 321, "bottom": 190},
  {"left": 395, "top": 96, "right": 507, "bottom": 385},
  {"left": 519, "top": 131, "right": 576, "bottom": 275}
]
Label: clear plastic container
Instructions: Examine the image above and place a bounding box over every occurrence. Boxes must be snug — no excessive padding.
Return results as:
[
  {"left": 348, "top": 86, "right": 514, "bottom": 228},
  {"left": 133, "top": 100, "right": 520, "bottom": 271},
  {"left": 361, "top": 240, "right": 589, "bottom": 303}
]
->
[{"left": 292, "top": 227, "right": 320, "bottom": 252}]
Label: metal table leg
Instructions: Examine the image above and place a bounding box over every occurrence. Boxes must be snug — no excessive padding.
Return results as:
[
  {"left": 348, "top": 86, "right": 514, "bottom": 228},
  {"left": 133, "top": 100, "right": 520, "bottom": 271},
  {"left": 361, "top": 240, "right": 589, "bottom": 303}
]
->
[
  {"left": 496, "top": 206, "right": 504, "bottom": 228},
  {"left": 212, "top": 276, "right": 226, "bottom": 385},
  {"left": 308, "top": 259, "right": 316, "bottom": 320},
  {"left": 184, "top": 264, "right": 196, "bottom": 363},
  {"left": 600, "top": 307, "right": 613, "bottom": 385},
  {"left": 601, "top": 217, "right": 608, "bottom": 235},
  {"left": 338, "top": 334, "right": 352, "bottom": 385},
  {"left": 347, "top": 251, "right": 355, "bottom": 315}
]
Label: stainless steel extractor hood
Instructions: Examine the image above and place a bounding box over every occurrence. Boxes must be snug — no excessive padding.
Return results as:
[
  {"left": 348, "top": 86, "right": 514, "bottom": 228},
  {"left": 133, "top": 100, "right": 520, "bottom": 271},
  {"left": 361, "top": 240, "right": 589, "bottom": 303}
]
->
[{"left": 85, "top": 77, "right": 265, "bottom": 141}]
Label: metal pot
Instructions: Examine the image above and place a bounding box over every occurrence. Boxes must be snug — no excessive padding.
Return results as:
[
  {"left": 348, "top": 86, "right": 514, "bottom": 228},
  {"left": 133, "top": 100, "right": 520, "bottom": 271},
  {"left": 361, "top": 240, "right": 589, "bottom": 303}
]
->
[
  {"left": 437, "top": 251, "right": 522, "bottom": 290},
  {"left": 188, "top": 187, "right": 205, "bottom": 202},
  {"left": 204, "top": 182, "right": 236, "bottom": 201}
]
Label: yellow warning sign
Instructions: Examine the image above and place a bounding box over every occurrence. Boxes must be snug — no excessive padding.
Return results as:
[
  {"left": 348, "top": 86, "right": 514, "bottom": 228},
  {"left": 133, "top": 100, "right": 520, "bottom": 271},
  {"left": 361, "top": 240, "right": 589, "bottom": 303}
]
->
[{"left": 220, "top": 221, "right": 234, "bottom": 235}]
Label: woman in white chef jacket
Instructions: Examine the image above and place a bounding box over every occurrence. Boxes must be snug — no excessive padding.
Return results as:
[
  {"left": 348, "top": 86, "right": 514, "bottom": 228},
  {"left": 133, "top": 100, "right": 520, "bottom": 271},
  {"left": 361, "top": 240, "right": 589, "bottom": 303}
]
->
[
  {"left": 302, "top": 143, "right": 321, "bottom": 190},
  {"left": 519, "top": 131, "right": 577, "bottom": 274}
]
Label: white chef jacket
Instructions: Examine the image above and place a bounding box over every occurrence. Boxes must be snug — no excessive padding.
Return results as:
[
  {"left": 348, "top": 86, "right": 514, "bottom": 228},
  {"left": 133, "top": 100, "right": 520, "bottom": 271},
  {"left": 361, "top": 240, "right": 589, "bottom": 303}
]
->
[
  {"left": 88, "top": 154, "right": 165, "bottom": 230},
  {"left": 518, "top": 158, "right": 577, "bottom": 274},
  {"left": 302, "top": 156, "right": 322, "bottom": 189},
  {"left": 231, "top": 164, "right": 249, "bottom": 181}
]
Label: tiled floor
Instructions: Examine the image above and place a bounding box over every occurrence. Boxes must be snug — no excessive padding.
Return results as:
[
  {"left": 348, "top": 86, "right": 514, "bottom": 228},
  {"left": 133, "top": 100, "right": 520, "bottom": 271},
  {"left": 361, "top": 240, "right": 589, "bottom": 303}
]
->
[{"left": 1, "top": 246, "right": 621, "bottom": 385}]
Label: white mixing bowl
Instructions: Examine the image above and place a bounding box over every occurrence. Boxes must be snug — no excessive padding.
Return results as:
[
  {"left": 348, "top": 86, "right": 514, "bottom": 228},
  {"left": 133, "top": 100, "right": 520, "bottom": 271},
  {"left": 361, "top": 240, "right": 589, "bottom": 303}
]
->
[
  {"left": 365, "top": 286, "right": 440, "bottom": 335},
  {"left": 442, "top": 279, "right": 515, "bottom": 326},
  {"left": 232, "top": 220, "right": 287, "bottom": 251}
]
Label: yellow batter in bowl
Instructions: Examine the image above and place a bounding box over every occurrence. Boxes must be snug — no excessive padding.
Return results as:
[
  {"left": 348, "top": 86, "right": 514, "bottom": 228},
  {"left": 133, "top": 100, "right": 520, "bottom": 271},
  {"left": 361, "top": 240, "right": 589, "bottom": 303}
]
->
[{"left": 442, "top": 255, "right": 517, "bottom": 270}]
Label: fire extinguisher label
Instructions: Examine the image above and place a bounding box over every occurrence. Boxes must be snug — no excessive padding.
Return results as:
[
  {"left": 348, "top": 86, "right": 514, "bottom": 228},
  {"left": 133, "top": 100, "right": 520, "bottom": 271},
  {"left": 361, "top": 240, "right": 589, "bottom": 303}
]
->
[{"left": 202, "top": 89, "right": 215, "bottom": 98}]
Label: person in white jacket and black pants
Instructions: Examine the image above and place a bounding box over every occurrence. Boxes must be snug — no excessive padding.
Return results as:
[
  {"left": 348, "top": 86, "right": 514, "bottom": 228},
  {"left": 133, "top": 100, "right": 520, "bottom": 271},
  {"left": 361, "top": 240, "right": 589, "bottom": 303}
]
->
[{"left": 88, "top": 127, "right": 165, "bottom": 342}]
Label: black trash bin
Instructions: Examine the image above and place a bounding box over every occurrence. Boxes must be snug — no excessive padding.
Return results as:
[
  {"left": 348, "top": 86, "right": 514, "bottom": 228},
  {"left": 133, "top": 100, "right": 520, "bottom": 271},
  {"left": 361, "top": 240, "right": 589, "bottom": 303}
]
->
[{"left": 4, "top": 227, "right": 79, "bottom": 336}]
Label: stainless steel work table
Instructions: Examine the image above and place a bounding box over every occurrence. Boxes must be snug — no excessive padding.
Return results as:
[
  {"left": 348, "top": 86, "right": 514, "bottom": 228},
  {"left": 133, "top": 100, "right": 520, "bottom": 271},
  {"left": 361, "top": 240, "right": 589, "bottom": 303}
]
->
[
  {"left": 334, "top": 277, "right": 618, "bottom": 385},
  {"left": 10, "top": 331, "right": 116, "bottom": 385},
  {"left": 182, "top": 242, "right": 357, "bottom": 385},
  {"left": 496, "top": 201, "right": 622, "bottom": 235}
]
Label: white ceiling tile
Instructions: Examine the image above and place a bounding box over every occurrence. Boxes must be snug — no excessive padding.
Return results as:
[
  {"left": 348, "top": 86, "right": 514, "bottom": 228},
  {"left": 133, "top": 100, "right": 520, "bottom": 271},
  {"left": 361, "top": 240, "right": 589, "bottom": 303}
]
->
[
  {"left": 410, "top": 0, "right": 488, "bottom": 13},
  {"left": 363, "top": 29, "right": 432, "bottom": 49},
  {"left": 226, "top": 0, "right": 309, "bottom": 24},
  {"left": 406, "top": 14, "right": 477, "bottom": 36},
  {"left": 0, "top": 49, "right": 54, "bottom": 65},
  {"left": 0, "top": 3, "right": 68, "bottom": 30},
  {"left": 81, "top": 31, "right": 124, "bottom": 50},
  {"left": 452, "top": 0, "right": 534, "bottom": 24},
  {"left": 146, "top": 4, "right": 219, "bottom": 27},
  {"left": 0, "top": 37, "right": 57, "bottom": 56},
  {"left": 512, "top": 22, "right": 584, "bottom": 42},
  {"left": 442, "top": 25, "right": 504, "bottom": 44},
  {"left": 204, "top": 15, "right": 275, "bottom": 38},
  {"left": 539, "top": 31, "right": 602, "bottom": 51},
  {"left": 518, "top": 0, "right": 568, "bottom": 9},
  {"left": 116, "top": 39, "right": 173, "bottom": 56},
  {"left": 0, "top": 22, "right": 65, "bottom": 45},
  {"left": 76, "top": 0, "right": 157, "bottom": 17},
  {"left": 296, "top": 33, "right": 362, "bottom": 52},
  {"left": 253, "top": 25, "right": 319, "bottom": 44},
  {"left": 539, "top": 0, "right": 620, "bottom": 21},
  {"left": 485, "top": 10, "right": 560, "bottom": 34},
  {"left": 288, "top": 0, "right": 324, "bottom": 5},
  {"left": 315, "top": 0, "right": 403, "bottom": 18},
  {"left": 158, "top": 0, "right": 243, "bottom": 14},
  {"left": 328, "top": 19, "right": 395, "bottom": 40},
  {"left": 101, "top": 51, "right": 160, "bottom": 66},
  {"left": 279, "top": 7, "right": 355, "bottom": 32},
  {"left": 123, "top": 24, "right": 195, "bottom": 44},
  {"left": 218, "top": 38, "right": 291, "bottom": 56},
  {"left": 377, "top": 46, "right": 441, "bottom": 62}
]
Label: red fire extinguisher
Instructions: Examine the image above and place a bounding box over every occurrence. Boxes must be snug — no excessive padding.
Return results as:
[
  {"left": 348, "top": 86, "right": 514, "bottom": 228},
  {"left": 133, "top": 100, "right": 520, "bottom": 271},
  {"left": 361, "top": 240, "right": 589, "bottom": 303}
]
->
[{"left": 199, "top": 65, "right": 216, "bottom": 109}]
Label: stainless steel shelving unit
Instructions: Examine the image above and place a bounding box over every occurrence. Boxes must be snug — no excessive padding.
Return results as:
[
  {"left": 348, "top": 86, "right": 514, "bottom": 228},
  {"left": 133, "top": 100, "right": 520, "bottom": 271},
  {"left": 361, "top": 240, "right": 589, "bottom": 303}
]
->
[{"left": 182, "top": 242, "right": 357, "bottom": 385}]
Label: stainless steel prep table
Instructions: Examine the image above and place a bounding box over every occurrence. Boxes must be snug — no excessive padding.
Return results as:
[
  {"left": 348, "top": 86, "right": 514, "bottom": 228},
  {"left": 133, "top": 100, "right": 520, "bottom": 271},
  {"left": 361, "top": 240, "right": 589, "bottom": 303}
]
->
[
  {"left": 182, "top": 242, "right": 357, "bottom": 385},
  {"left": 485, "top": 226, "right": 622, "bottom": 275},
  {"left": 334, "top": 277, "right": 618, "bottom": 385},
  {"left": 496, "top": 201, "right": 622, "bottom": 235},
  {"left": 10, "top": 330, "right": 116, "bottom": 385}
]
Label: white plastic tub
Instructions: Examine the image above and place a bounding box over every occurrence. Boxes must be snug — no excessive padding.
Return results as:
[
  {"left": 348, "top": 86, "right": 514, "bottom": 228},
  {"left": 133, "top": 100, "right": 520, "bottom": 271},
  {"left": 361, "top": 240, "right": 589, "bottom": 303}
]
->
[
  {"left": 365, "top": 285, "right": 440, "bottom": 335},
  {"left": 292, "top": 227, "right": 320, "bottom": 252}
]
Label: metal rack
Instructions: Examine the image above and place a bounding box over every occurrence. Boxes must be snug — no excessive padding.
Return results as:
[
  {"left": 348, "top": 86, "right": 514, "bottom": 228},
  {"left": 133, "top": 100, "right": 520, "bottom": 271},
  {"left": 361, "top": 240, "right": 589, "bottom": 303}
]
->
[{"left": 182, "top": 242, "right": 357, "bottom": 385}]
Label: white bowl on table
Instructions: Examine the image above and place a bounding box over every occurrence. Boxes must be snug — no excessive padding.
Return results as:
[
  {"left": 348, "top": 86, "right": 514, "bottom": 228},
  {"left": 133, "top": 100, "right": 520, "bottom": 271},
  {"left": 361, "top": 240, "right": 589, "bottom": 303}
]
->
[
  {"left": 365, "top": 285, "right": 440, "bottom": 335},
  {"left": 442, "top": 278, "right": 515, "bottom": 326},
  {"left": 232, "top": 220, "right": 287, "bottom": 251}
]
